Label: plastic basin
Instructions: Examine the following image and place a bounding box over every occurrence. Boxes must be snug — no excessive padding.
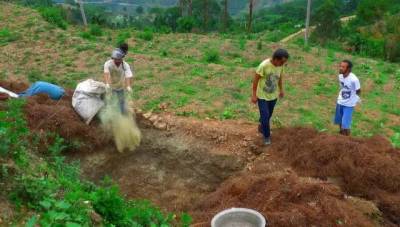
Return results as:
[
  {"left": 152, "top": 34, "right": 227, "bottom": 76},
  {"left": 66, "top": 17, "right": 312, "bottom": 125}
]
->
[{"left": 211, "top": 208, "right": 267, "bottom": 227}]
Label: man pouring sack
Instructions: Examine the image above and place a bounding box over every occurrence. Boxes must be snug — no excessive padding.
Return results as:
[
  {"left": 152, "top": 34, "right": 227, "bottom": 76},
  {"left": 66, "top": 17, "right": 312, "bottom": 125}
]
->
[{"left": 103, "top": 43, "right": 133, "bottom": 114}]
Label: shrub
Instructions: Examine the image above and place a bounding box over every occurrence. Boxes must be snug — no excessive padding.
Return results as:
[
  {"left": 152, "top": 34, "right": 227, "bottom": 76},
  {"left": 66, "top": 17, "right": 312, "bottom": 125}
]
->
[
  {"left": 116, "top": 31, "right": 131, "bottom": 46},
  {"left": 38, "top": 7, "right": 68, "bottom": 30},
  {"left": 0, "top": 28, "right": 20, "bottom": 46},
  {"left": 136, "top": 30, "right": 154, "bottom": 41},
  {"left": 177, "top": 16, "right": 196, "bottom": 33},
  {"left": 203, "top": 50, "right": 220, "bottom": 63},
  {"left": 89, "top": 24, "right": 103, "bottom": 36},
  {"left": 79, "top": 31, "right": 95, "bottom": 41}
]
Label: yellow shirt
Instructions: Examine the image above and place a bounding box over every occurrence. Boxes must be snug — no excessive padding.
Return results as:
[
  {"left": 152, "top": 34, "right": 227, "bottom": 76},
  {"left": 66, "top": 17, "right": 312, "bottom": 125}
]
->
[{"left": 256, "top": 59, "right": 284, "bottom": 101}]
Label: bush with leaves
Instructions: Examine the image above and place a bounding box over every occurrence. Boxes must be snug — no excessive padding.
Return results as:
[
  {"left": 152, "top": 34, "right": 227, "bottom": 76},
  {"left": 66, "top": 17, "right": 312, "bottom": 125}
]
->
[{"left": 38, "top": 7, "right": 68, "bottom": 30}]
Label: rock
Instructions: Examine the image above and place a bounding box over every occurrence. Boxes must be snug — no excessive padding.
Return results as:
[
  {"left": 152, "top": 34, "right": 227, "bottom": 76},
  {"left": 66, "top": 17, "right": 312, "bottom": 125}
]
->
[
  {"left": 154, "top": 121, "right": 167, "bottom": 130},
  {"left": 143, "top": 112, "right": 152, "bottom": 119},
  {"left": 149, "top": 115, "right": 159, "bottom": 122}
]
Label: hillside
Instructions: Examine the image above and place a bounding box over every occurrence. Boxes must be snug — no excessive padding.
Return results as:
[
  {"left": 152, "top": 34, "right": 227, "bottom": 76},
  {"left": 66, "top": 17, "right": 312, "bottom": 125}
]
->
[
  {"left": 1, "top": 2, "right": 400, "bottom": 226},
  {"left": 1, "top": 3, "right": 399, "bottom": 140}
]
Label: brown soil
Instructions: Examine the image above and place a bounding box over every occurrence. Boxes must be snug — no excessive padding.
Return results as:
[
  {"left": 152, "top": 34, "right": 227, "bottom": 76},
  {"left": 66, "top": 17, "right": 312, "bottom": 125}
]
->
[{"left": 1, "top": 80, "right": 399, "bottom": 226}]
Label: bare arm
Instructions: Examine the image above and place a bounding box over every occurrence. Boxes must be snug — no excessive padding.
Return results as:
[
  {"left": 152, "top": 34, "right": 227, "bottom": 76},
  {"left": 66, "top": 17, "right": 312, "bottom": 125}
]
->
[
  {"left": 252, "top": 73, "right": 261, "bottom": 104},
  {"left": 125, "top": 77, "right": 132, "bottom": 89},
  {"left": 278, "top": 74, "right": 283, "bottom": 93},
  {"left": 104, "top": 72, "right": 111, "bottom": 85}
]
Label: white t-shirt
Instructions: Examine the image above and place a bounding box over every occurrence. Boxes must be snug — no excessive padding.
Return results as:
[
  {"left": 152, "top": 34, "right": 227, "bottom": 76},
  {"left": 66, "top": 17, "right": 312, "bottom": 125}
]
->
[
  {"left": 337, "top": 72, "right": 361, "bottom": 107},
  {"left": 104, "top": 59, "right": 133, "bottom": 89}
]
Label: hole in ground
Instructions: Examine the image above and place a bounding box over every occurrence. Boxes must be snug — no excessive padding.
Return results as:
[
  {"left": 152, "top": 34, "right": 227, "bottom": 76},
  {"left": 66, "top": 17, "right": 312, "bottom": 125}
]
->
[{"left": 75, "top": 127, "right": 246, "bottom": 211}]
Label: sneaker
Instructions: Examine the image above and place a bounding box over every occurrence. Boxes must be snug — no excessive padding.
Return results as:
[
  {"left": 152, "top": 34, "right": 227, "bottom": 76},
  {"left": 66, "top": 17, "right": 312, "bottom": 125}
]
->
[{"left": 264, "top": 137, "right": 271, "bottom": 145}]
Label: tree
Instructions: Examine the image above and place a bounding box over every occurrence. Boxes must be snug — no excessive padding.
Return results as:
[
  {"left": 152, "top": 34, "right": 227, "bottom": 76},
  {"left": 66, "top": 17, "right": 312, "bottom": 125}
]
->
[
  {"left": 312, "top": 0, "right": 341, "bottom": 43},
  {"left": 247, "top": 0, "right": 255, "bottom": 33},
  {"left": 356, "top": 0, "right": 392, "bottom": 24},
  {"left": 179, "top": 0, "right": 185, "bottom": 16},
  {"left": 136, "top": 6, "right": 144, "bottom": 14},
  {"left": 222, "top": 0, "right": 229, "bottom": 31},
  {"left": 188, "top": 0, "right": 192, "bottom": 16},
  {"left": 204, "top": 0, "right": 209, "bottom": 31}
]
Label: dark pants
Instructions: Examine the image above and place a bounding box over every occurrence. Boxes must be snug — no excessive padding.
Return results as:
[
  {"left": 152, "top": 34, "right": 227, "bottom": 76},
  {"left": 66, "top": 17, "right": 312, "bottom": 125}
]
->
[{"left": 258, "top": 98, "right": 277, "bottom": 139}]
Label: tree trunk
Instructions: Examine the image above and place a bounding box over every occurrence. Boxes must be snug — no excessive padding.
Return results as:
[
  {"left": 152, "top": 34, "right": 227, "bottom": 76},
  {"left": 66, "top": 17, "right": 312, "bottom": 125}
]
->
[
  {"left": 247, "top": 0, "right": 254, "bottom": 33},
  {"left": 223, "top": 0, "right": 228, "bottom": 31},
  {"left": 188, "top": 0, "right": 192, "bottom": 16},
  {"left": 78, "top": 0, "right": 87, "bottom": 26},
  {"left": 204, "top": 0, "right": 209, "bottom": 31},
  {"left": 304, "top": 0, "right": 312, "bottom": 45},
  {"left": 179, "top": 0, "right": 185, "bottom": 16}
]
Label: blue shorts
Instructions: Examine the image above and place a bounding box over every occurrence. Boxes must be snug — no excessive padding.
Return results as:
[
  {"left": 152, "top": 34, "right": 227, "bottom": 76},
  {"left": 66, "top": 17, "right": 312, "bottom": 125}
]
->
[{"left": 334, "top": 104, "right": 354, "bottom": 129}]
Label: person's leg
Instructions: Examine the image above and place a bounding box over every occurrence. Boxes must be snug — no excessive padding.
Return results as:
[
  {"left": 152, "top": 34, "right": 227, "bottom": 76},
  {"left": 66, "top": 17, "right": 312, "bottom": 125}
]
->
[
  {"left": 257, "top": 99, "right": 272, "bottom": 139},
  {"left": 266, "top": 99, "right": 277, "bottom": 122},
  {"left": 118, "top": 90, "right": 127, "bottom": 114},
  {"left": 341, "top": 106, "right": 354, "bottom": 136},
  {"left": 334, "top": 104, "right": 344, "bottom": 134}
]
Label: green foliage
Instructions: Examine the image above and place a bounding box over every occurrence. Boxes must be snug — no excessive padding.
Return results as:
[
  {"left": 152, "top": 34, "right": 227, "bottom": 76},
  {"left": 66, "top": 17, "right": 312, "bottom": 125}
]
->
[
  {"left": 312, "top": 0, "right": 341, "bottom": 43},
  {"left": 177, "top": 16, "right": 196, "bottom": 33},
  {"left": 38, "top": 7, "right": 68, "bottom": 30},
  {"left": 89, "top": 24, "right": 103, "bottom": 36},
  {"left": 116, "top": 31, "right": 131, "bottom": 46},
  {"left": 203, "top": 49, "right": 220, "bottom": 63},
  {"left": 0, "top": 100, "right": 29, "bottom": 164},
  {"left": 356, "top": 0, "right": 392, "bottom": 24},
  {"left": 136, "top": 30, "right": 154, "bottom": 41},
  {"left": 0, "top": 28, "right": 20, "bottom": 46}
]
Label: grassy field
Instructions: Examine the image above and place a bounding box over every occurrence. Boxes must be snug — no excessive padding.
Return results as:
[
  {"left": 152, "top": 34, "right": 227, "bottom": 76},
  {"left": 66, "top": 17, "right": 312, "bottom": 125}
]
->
[{"left": 0, "top": 3, "right": 399, "bottom": 145}]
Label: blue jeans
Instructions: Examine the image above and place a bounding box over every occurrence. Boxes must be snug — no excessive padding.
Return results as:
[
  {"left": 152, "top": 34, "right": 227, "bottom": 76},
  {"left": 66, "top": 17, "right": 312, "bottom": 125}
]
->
[
  {"left": 258, "top": 98, "right": 277, "bottom": 139},
  {"left": 113, "top": 89, "right": 127, "bottom": 114},
  {"left": 334, "top": 104, "right": 354, "bottom": 129}
]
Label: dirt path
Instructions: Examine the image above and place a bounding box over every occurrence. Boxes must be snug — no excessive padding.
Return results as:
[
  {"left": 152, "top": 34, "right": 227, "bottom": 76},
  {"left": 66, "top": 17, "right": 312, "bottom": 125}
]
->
[{"left": 3, "top": 79, "right": 397, "bottom": 226}]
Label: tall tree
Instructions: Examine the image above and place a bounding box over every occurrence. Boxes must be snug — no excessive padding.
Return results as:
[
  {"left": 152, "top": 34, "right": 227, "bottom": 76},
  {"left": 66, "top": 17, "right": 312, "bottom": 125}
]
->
[
  {"left": 304, "top": 0, "right": 312, "bottom": 45},
  {"left": 204, "top": 0, "right": 209, "bottom": 30},
  {"left": 222, "top": 0, "right": 228, "bottom": 31},
  {"left": 312, "top": 0, "right": 341, "bottom": 43},
  {"left": 179, "top": 0, "right": 185, "bottom": 16},
  {"left": 247, "top": 0, "right": 255, "bottom": 33},
  {"left": 188, "top": 0, "right": 192, "bottom": 16}
]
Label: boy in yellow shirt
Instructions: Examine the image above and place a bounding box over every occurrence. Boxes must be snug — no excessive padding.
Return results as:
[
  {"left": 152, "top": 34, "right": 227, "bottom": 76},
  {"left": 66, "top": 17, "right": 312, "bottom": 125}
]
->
[{"left": 252, "top": 49, "right": 289, "bottom": 145}]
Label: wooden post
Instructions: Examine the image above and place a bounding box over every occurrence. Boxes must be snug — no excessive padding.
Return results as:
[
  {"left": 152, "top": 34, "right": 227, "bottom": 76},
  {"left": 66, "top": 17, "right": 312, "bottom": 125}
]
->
[
  {"left": 305, "top": 0, "right": 312, "bottom": 45},
  {"left": 77, "top": 0, "right": 87, "bottom": 26}
]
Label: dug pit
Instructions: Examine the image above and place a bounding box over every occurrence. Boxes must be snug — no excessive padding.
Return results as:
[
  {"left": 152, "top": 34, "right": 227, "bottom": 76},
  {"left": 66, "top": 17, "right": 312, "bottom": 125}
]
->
[{"left": 74, "top": 126, "right": 246, "bottom": 211}]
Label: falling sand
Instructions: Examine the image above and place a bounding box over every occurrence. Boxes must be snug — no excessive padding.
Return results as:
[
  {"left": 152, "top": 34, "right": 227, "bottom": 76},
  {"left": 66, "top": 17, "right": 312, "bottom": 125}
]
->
[{"left": 99, "top": 94, "right": 141, "bottom": 152}]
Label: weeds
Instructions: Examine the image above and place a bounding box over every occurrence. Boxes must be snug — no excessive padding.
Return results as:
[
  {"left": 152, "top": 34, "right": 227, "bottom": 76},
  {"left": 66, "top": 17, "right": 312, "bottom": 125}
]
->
[
  {"left": 38, "top": 7, "right": 68, "bottom": 30},
  {"left": 0, "top": 28, "right": 20, "bottom": 46},
  {"left": 136, "top": 30, "right": 154, "bottom": 41},
  {"left": 203, "top": 50, "right": 220, "bottom": 63}
]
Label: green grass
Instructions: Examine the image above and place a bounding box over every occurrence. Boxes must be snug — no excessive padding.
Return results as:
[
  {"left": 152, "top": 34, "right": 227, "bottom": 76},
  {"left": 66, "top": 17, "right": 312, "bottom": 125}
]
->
[{"left": 0, "top": 28, "right": 20, "bottom": 46}]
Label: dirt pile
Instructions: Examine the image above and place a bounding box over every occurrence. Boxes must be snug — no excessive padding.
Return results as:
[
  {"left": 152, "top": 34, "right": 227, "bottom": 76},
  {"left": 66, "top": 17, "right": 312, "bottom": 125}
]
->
[
  {"left": 268, "top": 127, "right": 400, "bottom": 224},
  {"left": 191, "top": 169, "right": 381, "bottom": 227},
  {"left": 0, "top": 80, "right": 107, "bottom": 151}
]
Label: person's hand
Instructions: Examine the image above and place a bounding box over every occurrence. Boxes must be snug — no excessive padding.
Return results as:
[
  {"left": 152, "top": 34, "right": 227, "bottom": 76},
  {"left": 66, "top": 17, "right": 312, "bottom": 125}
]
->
[
  {"left": 279, "top": 91, "right": 285, "bottom": 98},
  {"left": 251, "top": 95, "right": 258, "bottom": 104},
  {"left": 126, "top": 86, "right": 132, "bottom": 93},
  {"left": 105, "top": 83, "right": 111, "bottom": 94}
]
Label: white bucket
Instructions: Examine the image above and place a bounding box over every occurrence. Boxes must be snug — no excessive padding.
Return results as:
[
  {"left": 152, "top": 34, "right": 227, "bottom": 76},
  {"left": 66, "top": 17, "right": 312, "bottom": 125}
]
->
[{"left": 211, "top": 208, "right": 267, "bottom": 227}]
